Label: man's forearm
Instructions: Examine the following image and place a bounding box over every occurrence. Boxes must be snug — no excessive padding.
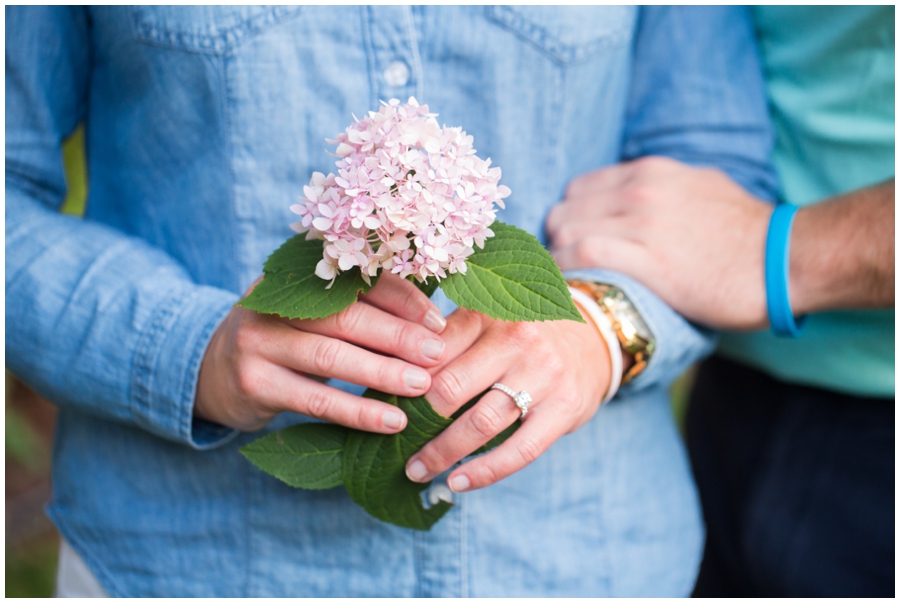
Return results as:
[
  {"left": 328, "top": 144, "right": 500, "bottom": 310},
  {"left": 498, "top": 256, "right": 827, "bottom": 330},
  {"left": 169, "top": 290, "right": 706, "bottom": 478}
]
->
[{"left": 790, "top": 179, "right": 895, "bottom": 315}]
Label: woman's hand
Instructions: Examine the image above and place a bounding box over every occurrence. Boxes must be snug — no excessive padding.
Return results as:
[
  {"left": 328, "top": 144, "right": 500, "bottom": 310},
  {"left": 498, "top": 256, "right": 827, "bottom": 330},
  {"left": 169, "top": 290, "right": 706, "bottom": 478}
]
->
[
  {"left": 404, "top": 307, "right": 611, "bottom": 492},
  {"left": 195, "top": 272, "right": 448, "bottom": 433}
]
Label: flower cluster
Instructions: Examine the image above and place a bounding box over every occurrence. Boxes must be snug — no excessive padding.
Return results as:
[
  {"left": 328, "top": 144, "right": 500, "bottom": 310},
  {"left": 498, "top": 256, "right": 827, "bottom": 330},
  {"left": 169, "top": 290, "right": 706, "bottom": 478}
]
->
[{"left": 290, "top": 97, "right": 510, "bottom": 285}]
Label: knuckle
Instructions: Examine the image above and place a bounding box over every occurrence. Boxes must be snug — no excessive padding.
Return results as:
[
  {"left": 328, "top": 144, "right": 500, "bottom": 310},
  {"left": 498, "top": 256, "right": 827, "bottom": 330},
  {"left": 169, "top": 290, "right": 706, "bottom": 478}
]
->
[
  {"left": 332, "top": 304, "right": 362, "bottom": 334},
  {"left": 553, "top": 224, "right": 575, "bottom": 248},
  {"left": 427, "top": 443, "right": 455, "bottom": 469},
  {"left": 351, "top": 401, "right": 371, "bottom": 430},
  {"left": 634, "top": 155, "right": 659, "bottom": 170},
  {"left": 431, "top": 369, "right": 467, "bottom": 407},
  {"left": 575, "top": 239, "right": 599, "bottom": 266},
  {"left": 507, "top": 320, "right": 540, "bottom": 344},
  {"left": 626, "top": 182, "right": 655, "bottom": 204},
  {"left": 312, "top": 338, "right": 343, "bottom": 376},
  {"left": 233, "top": 321, "right": 262, "bottom": 355},
  {"left": 303, "top": 388, "right": 335, "bottom": 420},
  {"left": 407, "top": 294, "right": 429, "bottom": 323},
  {"left": 516, "top": 436, "right": 543, "bottom": 466},
  {"left": 542, "top": 353, "right": 566, "bottom": 377},
  {"left": 477, "top": 462, "right": 502, "bottom": 487},
  {"left": 563, "top": 178, "right": 584, "bottom": 199},
  {"left": 373, "top": 357, "right": 400, "bottom": 389},
  {"left": 634, "top": 155, "right": 669, "bottom": 173},
  {"left": 469, "top": 404, "right": 506, "bottom": 439},
  {"left": 235, "top": 362, "right": 264, "bottom": 399},
  {"left": 460, "top": 307, "right": 485, "bottom": 331},
  {"left": 545, "top": 205, "right": 564, "bottom": 234},
  {"left": 558, "top": 392, "right": 581, "bottom": 413},
  {"left": 386, "top": 320, "right": 411, "bottom": 355}
]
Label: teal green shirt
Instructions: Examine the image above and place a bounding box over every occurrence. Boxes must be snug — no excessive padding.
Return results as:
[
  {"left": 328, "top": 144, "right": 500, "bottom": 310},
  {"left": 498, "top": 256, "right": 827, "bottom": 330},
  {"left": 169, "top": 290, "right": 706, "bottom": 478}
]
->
[{"left": 719, "top": 6, "right": 895, "bottom": 397}]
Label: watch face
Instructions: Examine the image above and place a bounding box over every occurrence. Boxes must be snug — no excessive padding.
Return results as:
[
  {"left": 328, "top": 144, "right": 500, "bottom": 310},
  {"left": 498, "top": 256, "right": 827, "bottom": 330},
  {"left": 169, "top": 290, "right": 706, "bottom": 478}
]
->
[{"left": 605, "top": 289, "right": 653, "bottom": 343}]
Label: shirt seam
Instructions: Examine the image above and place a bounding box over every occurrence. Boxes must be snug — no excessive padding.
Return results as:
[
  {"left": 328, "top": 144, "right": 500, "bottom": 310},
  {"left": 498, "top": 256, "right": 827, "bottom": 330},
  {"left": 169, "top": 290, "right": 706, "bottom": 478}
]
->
[{"left": 130, "top": 282, "right": 183, "bottom": 436}]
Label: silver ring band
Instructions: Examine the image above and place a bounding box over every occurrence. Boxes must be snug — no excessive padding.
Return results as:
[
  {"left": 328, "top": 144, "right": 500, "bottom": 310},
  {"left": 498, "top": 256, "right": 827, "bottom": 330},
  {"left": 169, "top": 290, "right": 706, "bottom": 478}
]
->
[{"left": 491, "top": 382, "right": 533, "bottom": 419}]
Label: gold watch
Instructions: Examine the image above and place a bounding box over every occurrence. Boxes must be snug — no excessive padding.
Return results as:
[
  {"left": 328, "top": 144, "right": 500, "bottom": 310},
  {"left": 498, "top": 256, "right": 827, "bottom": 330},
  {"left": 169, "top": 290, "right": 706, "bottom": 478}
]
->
[{"left": 567, "top": 279, "right": 656, "bottom": 385}]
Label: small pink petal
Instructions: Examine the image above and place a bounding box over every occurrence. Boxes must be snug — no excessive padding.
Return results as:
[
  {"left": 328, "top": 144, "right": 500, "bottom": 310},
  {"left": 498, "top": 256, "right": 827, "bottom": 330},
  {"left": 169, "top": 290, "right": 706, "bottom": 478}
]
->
[{"left": 312, "top": 217, "right": 334, "bottom": 231}]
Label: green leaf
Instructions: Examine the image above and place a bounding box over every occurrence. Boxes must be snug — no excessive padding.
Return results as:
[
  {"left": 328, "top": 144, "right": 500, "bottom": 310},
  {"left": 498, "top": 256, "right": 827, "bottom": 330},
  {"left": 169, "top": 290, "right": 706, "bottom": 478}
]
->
[
  {"left": 340, "top": 389, "right": 521, "bottom": 531},
  {"left": 240, "top": 388, "right": 520, "bottom": 529},
  {"left": 237, "top": 235, "right": 373, "bottom": 320},
  {"left": 240, "top": 423, "right": 348, "bottom": 490},
  {"left": 439, "top": 221, "right": 583, "bottom": 323},
  {"left": 342, "top": 391, "right": 455, "bottom": 531}
]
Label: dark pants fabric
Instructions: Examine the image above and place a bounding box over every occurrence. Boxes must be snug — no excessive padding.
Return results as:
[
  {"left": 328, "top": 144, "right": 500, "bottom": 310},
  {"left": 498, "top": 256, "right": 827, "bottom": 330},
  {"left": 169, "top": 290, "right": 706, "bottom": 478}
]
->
[{"left": 687, "top": 356, "right": 895, "bottom": 597}]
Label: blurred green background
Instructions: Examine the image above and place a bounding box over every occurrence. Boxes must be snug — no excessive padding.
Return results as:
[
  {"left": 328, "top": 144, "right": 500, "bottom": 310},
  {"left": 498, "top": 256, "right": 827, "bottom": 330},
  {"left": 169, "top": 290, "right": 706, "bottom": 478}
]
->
[{"left": 5, "top": 125, "right": 696, "bottom": 597}]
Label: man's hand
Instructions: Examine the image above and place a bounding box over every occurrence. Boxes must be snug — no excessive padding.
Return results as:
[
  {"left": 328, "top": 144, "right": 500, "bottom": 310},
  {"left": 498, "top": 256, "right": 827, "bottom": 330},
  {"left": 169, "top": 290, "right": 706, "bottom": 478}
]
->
[
  {"left": 195, "top": 273, "right": 448, "bottom": 433},
  {"left": 548, "top": 157, "right": 772, "bottom": 329},
  {"left": 404, "top": 306, "right": 611, "bottom": 492},
  {"left": 547, "top": 156, "right": 894, "bottom": 330}
]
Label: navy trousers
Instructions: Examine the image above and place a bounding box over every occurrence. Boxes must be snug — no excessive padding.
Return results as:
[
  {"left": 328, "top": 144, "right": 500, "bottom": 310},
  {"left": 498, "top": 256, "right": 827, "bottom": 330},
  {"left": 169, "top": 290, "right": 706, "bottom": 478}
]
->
[{"left": 687, "top": 356, "right": 894, "bottom": 597}]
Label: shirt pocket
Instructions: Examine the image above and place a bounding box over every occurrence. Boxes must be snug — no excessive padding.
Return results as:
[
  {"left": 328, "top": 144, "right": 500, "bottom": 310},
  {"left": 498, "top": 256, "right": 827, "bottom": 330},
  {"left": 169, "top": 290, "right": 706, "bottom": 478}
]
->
[
  {"left": 130, "top": 5, "right": 302, "bottom": 54},
  {"left": 485, "top": 6, "right": 636, "bottom": 64}
]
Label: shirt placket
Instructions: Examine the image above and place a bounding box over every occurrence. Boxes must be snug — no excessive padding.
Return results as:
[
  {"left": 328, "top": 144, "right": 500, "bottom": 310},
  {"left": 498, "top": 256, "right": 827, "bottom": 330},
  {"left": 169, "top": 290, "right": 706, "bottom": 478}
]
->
[
  {"left": 362, "top": 6, "right": 423, "bottom": 107},
  {"left": 413, "top": 482, "right": 466, "bottom": 597}
]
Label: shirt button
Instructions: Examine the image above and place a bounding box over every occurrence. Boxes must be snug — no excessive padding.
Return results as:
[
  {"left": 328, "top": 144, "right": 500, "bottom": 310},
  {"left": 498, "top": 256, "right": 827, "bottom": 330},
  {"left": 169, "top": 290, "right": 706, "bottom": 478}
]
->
[{"left": 383, "top": 60, "right": 410, "bottom": 87}]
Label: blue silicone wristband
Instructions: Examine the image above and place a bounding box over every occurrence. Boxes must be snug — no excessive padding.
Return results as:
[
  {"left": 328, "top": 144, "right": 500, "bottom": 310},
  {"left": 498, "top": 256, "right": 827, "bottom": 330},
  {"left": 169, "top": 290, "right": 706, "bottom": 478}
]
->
[{"left": 765, "top": 203, "right": 806, "bottom": 337}]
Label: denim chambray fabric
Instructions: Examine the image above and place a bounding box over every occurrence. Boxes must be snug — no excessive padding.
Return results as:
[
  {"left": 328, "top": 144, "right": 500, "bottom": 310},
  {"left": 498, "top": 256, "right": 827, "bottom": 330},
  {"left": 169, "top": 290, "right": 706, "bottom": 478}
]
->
[{"left": 6, "top": 6, "right": 776, "bottom": 596}]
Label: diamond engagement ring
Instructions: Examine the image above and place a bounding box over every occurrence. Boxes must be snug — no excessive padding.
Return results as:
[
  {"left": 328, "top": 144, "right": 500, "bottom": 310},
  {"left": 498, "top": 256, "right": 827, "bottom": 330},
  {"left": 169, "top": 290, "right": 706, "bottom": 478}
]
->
[{"left": 491, "top": 383, "right": 533, "bottom": 419}]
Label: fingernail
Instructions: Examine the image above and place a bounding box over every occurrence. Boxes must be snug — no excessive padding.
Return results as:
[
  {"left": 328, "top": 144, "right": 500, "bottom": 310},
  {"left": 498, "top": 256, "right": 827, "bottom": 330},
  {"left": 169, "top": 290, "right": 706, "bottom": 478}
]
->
[
  {"left": 420, "top": 338, "right": 445, "bottom": 361},
  {"left": 423, "top": 309, "right": 447, "bottom": 334},
  {"left": 382, "top": 410, "right": 405, "bottom": 431},
  {"left": 406, "top": 459, "right": 429, "bottom": 482},
  {"left": 448, "top": 474, "right": 470, "bottom": 492},
  {"left": 404, "top": 368, "right": 428, "bottom": 390}
]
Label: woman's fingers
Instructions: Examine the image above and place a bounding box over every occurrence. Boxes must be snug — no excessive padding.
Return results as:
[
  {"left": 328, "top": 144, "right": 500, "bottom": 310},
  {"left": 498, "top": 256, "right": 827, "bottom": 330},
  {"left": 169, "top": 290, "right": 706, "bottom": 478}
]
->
[
  {"left": 402, "top": 316, "right": 607, "bottom": 489},
  {"left": 289, "top": 300, "right": 447, "bottom": 367},
  {"left": 263, "top": 320, "right": 433, "bottom": 398},
  {"left": 422, "top": 307, "right": 486, "bottom": 375},
  {"left": 405, "top": 320, "right": 535, "bottom": 482},
  {"left": 259, "top": 364, "right": 410, "bottom": 434},
  {"left": 445, "top": 402, "right": 571, "bottom": 491},
  {"left": 359, "top": 271, "right": 447, "bottom": 333},
  {"left": 423, "top": 322, "right": 528, "bottom": 418},
  {"left": 407, "top": 321, "right": 555, "bottom": 481},
  {"left": 405, "top": 387, "right": 526, "bottom": 483}
]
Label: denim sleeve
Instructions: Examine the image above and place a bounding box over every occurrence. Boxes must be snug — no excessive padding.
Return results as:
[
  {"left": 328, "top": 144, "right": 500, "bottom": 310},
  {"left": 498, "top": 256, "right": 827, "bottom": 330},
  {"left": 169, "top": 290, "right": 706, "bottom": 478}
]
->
[
  {"left": 582, "top": 6, "right": 779, "bottom": 394},
  {"left": 624, "top": 6, "right": 780, "bottom": 201},
  {"left": 5, "top": 6, "right": 239, "bottom": 449}
]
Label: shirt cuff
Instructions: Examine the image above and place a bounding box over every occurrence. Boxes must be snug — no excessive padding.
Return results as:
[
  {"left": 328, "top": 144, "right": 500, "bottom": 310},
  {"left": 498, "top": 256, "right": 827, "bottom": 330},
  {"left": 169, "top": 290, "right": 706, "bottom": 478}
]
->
[
  {"left": 564, "top": 269, "right": 717, "bottom": 396},
  {"left": 130, "top": 282, "right": 241, "bottom": 450}
]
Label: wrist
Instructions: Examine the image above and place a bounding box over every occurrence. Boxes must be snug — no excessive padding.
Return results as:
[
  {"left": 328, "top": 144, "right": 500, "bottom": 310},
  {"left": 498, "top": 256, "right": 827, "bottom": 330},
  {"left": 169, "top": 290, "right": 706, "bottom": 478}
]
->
[
  {"left": 786, "top": 180, "right": 895, "bottom": 316},
  {"left": 787, "top": 204, "right": 817, "bottom": 316},
  {"left": 765, "top": 203, "right": 809, "bottom": 337},
  {"left": 567, "top": 279, "right": 655, "bottom": 386},
  {"left": 569, "top": 287, "right": 622, "bottom": 403}
]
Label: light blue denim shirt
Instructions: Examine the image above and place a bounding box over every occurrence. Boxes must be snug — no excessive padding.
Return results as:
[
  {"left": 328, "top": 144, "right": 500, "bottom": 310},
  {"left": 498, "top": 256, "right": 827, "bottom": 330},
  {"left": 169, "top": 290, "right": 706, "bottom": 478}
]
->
[{"left": 6, "top": 6, "right": 776, "bottom": 597}]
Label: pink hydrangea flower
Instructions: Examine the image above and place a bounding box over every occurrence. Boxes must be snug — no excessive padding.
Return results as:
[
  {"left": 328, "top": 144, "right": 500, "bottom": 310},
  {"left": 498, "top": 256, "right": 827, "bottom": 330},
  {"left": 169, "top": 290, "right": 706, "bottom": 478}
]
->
[{"left": 290, "top": 97, "right": 511, "bottom": 286}]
